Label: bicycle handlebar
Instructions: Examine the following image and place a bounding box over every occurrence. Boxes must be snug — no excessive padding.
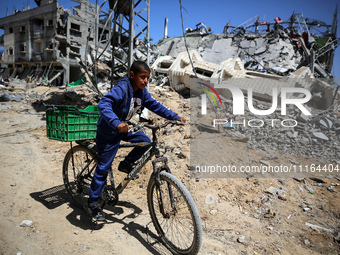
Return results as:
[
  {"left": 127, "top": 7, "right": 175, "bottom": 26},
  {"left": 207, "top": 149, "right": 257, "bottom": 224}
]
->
[
  {"left": 145, "top": 120, "right": 185, "bottom": 130},
  {"left": 128, "top": 120, "right": 186, "bottom": 132}
]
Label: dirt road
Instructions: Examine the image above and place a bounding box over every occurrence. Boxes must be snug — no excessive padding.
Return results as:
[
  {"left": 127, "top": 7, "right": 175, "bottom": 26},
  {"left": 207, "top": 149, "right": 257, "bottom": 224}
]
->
[{"left": 0, "top": 85, "right": 339, "bottom": 255}]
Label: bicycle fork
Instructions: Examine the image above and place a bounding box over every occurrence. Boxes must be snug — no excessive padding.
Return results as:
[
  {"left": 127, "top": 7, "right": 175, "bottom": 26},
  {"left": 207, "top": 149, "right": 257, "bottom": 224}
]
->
[{"left": 152, "top": 158, "right": 177, "bottom": 218}]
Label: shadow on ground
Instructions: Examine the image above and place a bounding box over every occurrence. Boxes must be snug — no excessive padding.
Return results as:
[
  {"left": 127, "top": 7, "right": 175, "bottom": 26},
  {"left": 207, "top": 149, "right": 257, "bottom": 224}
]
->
[
  {"left": 30, "top": 184, "right": 69, "bottom": 209},
  {"left": 30, "top": 185, "right": 172, "bottom": 255}
]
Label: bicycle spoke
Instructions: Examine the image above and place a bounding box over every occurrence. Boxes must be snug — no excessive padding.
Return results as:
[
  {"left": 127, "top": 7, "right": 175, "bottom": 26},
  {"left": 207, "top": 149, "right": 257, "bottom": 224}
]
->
[
  {"left": 63, "top": 146, "right": 98, "bottom": 208},
  {"left": 148, "top": 172, "right": 201, "bottom": 253}
]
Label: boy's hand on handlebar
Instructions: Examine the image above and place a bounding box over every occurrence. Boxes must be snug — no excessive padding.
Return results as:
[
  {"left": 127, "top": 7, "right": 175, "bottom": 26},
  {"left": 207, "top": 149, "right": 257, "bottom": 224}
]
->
[
  {"left": 178, "top": 117, "right": 186, "bottom": 124},
  {"left": 117, "top": 122, "right": 129, "bottom": 133}
]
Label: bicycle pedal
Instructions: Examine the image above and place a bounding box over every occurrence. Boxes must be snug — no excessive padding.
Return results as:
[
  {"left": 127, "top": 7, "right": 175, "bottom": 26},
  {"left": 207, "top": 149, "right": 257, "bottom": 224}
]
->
[
  {"left": 132, "top": 173, "right": 140, "bottom": 180},
  {"left": 84, "top": 203, "right": 106, "bottom": 222},
  {"left": 94, "top": 218, "right": 107, "bottom": 224}
]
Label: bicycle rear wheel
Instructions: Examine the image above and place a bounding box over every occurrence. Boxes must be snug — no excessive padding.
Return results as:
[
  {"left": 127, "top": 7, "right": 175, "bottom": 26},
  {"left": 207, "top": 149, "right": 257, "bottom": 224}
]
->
[
  {"left": 62, "top": 145, "right": 97, "bottom": 208},
  {"left": 147, "top": 171, "right": 202, "bottom": 255}
]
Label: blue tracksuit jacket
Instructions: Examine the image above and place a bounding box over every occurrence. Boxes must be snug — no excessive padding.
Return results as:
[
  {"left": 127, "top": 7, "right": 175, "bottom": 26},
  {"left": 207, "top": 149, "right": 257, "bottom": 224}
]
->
[{"left": 97, "top": 77, "right": 180, "bottom": 135}]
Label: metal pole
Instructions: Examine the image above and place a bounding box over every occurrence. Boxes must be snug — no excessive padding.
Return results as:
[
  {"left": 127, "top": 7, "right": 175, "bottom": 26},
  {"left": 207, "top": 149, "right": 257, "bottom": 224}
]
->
[
  {"left": 94, "top": 0, "right": 99, "bottom": 86},
  {"left": 118, "top": 14, "right": 123, "bottom": 45},
  {"left": 128, "top": 0, "right": 135, "bottom": 72},
  {"left": 310, "top": 49, "right": 315, "bottom": 74},
  {"left": 164, "top": 17, "right": 168, "bottom": 39},
  {"left": 143, "top": 0, "right": 150, "bottom": 119},
  {"left": 147, "top": 0, "right": 150, "bottom": 67},
  {"left": 111, "top": 12, "right": 117, "bottom": 88}
]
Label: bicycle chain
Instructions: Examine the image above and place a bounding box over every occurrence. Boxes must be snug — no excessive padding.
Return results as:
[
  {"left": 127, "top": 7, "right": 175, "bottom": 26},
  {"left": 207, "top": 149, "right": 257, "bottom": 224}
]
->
[{"left": 103, "top": 185, "right": 119, "bottom": 206}]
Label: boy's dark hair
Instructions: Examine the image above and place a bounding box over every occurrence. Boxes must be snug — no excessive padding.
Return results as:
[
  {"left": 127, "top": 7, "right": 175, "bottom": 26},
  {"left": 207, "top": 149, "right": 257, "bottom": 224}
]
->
[{"left": 130, "top": 61, "right": 150, "bottom": 74}]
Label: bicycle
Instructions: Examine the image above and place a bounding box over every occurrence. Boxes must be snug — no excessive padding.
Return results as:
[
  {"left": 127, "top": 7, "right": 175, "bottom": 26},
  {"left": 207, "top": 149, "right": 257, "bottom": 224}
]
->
[{"left": 62, "top": 120, "right": 202, "bottom": 255}]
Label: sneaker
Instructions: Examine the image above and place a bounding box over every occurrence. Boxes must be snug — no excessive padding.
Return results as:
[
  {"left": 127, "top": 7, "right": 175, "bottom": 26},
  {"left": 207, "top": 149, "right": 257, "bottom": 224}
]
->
[
  {"left": 119, "top": 161, "right": 141, "bottom": 180},
  {"left": 118, "top": 161, "right": 133, "bottom": 174},
  {"left": 85, "top": 201, "right": 105, "bottom": 221}
]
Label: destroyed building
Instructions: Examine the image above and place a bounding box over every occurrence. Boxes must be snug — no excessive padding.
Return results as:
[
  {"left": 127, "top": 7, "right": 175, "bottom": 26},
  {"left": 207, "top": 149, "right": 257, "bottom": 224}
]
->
[
  {"left": 0, "top": 0, "right": 152, "bottom": 91},
  {"left": 0, "top": 0, "right": 112, "bottom": 85},
  {"left": 155, "top": 12, "right": 338, "bottom": 78},
  {"left": 152, "top": 11, "right": 339, "bottom": 110}
]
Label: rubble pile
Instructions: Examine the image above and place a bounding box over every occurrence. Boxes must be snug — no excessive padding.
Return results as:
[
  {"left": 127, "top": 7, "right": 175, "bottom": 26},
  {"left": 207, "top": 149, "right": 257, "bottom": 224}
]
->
[
  {"left": 228, "top": 30, "right": 302, "bottom": 73},
  {"left": 156, "top": 11, "right": 338, "bottom": 79},
  {"left": 134, "top": 39, "right": 160, "bottom": 64},
  {"left": 157, "top": 31, "right": 303, "bottom": 75},
  {"left": 153, "top": 14, "right": 339, "bottom": 167},
  {"left": 221, "top": 100, "right": 340, "bottom": 164}
]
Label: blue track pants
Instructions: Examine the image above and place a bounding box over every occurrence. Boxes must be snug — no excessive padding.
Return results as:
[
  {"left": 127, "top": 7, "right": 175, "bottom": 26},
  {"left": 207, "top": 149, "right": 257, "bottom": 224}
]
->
[{"left": 88, "top": 130, "right": 151, "bottom": 203}]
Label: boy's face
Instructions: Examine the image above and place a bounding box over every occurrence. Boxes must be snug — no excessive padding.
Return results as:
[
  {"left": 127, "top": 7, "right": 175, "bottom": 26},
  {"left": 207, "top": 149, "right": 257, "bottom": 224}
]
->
[{"left": 130, "top": 68, "right": 150, "bottom": 92}]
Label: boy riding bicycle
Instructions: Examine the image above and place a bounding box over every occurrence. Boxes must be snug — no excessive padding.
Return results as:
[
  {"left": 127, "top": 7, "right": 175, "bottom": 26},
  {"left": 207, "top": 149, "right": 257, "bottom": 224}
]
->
[{"left": 86, "top": 61, "right": 185, "bottom": 221}]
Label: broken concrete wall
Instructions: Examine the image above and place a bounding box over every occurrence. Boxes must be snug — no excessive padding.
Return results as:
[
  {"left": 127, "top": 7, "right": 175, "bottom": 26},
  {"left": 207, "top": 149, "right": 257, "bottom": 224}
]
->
[
  {"left": 159, "top": 50, "right": 220, "bottom": 92},
  {"left": 157, "top": 31, "right": 304, "bottom": 74},
  {"left": 151, "top": 56, "right": 174, "bottom": 77}
]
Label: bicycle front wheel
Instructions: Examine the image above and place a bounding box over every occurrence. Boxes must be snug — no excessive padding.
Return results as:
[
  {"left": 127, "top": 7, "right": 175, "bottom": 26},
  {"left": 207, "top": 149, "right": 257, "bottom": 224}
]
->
[
  {"left": 147, "top": 171, "right": 202, "bottom": 255},
  {"left": 62, "top": 145, "right": 97, "bottom": 208}
]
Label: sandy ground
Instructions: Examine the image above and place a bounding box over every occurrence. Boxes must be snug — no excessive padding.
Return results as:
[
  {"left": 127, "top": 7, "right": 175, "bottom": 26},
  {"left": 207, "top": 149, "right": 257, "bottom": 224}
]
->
[{"left": 0, "top": 84, "right": 339, "bottom": 255}]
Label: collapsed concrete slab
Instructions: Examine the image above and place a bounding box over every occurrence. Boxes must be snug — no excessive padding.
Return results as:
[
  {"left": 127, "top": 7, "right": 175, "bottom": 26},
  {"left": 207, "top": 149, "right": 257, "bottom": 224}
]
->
[{"left": 151, "top": 49, "right": 339, "bottom": 109}]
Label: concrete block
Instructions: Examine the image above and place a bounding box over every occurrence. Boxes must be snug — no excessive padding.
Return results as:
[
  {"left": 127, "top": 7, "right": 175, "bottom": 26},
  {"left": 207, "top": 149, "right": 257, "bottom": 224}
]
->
[
  {"left": 240, "top": 40, "right": 251, "bottom": 48},
  {"left": 151, "top": 56, "right": 174, "bottom": 77},
  {"left": 312, "top": 132, "right": 329, "bottom": 141}
]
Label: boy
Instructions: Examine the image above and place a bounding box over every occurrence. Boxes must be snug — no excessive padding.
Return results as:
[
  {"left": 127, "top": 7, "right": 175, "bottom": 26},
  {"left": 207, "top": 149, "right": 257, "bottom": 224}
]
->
[{"left": 86, "top": 61, "right": 185, "bottom": 221}]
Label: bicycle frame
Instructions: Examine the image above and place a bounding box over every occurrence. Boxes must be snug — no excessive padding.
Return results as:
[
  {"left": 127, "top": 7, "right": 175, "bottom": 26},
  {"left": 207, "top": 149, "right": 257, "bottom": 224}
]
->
[
  {"left": 112, "top": 142, "right": 154, "bottom": 194},
  {"left": 71, "top": 125, "right": 172, "bottom": 196}
]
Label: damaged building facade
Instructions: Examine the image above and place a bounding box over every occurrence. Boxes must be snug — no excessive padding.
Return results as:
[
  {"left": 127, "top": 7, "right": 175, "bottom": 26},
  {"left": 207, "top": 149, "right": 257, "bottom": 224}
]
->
[{"left": 0, "top": 0, "right": 111, "bottom": 85}]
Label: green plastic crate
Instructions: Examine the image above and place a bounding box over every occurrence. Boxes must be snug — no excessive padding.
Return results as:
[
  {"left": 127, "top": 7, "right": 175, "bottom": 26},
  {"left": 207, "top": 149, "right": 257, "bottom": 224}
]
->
[{"left": 46, "top": 105, "right": 100, "bottom": 141}]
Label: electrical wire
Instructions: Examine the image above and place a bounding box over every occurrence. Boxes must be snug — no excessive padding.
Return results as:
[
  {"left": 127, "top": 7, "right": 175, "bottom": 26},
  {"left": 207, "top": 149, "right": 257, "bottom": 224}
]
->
[
  {"left": 179, "top": 0, "right": 197, "bottom": 77},
  {"left": 95, "top": 0, "right": 98, "bottom": 87},
  {"left": 179, "top": 0, "right": 224, "bottom": 132}
]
